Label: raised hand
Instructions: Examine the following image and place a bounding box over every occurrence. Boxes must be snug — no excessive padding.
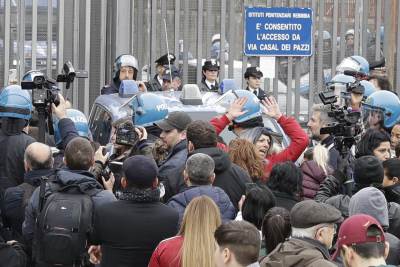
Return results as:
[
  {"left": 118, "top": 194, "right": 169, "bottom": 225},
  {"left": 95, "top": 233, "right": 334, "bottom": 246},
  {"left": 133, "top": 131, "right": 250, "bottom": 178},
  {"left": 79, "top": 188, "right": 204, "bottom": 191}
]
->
[
  {"left": 261, "top": 96, "right": 282, "bottom": 120},
  {"left": 226, "top": 97, "right": 248, "bottom": 121}
]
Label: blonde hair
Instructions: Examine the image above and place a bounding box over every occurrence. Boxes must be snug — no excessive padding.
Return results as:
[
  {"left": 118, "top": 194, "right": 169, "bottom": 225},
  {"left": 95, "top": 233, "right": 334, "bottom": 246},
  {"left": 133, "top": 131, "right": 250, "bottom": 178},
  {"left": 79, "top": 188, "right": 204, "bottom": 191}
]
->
[
  {"left": 313, "top": 144, "right": 329, "bottom": 174},
  {"left": 179, "top": 196, "right": 222, "bottom": 267}
]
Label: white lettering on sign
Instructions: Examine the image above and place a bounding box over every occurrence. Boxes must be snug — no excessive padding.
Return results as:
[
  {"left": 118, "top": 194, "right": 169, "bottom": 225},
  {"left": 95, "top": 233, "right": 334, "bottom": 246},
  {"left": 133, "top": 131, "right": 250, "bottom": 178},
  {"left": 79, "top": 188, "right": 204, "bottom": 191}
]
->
[
  {"left": 293, "top": 44, "right": 310, "bottom": 51},
  {"left": 264, "top": 12, "right": 292, "bottom": 18},
  {"left": 260, "top": 44, "right": 278, "bottom": 51},
  {"left": 247, "top": 44, "right": 257, "bottom": 50},
  {"left": 293, "top": 13, "right": 310, "bottom": 18},
  {"left": 264, "top": 23, "right": 302, "bottom": 31},
  {"left": 248, "top": 12, "right": 265, "bottom": 18},
  {"left": 256, "top": 33, "right": 290, "bottom": 41}
]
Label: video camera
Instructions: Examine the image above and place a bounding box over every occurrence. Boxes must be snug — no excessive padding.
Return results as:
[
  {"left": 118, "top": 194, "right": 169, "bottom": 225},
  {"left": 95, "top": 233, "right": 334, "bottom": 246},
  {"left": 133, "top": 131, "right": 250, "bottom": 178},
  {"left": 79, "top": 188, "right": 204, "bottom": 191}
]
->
[
  {"left": 21, "top": 61, "right": 87, "bottom": 143},
  {"left": 318, "top": 89, "right": 362, "bottom": 156},
  {"left": 115, "top": 121, "right": 139, "bottom": 146}
]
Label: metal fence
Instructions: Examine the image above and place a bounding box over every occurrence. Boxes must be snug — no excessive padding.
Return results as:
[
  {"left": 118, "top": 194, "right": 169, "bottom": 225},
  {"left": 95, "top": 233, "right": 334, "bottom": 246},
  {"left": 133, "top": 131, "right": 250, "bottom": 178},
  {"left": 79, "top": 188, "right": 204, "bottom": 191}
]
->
[{"left": 0, "top": 0, "right": 398, "bottom": 120}]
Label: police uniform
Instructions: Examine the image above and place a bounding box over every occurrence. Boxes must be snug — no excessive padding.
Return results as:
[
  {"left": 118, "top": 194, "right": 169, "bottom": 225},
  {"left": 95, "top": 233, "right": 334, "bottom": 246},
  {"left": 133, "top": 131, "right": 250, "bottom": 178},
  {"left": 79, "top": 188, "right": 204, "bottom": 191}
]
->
[
  {"left": 244, "top": 67, "right": 267, "bottom": 100},
  {"left": 200, "top": 59, "right": 220, "bottom": 92},
  {"left": 101, "top": 54, "right": 139, "bottom": 95},
  {"left": 0, "top": 85, "right": 35, "bottom": 190},
  {"left": 146, "top": 53, "right": 176, "bottom": 92}
]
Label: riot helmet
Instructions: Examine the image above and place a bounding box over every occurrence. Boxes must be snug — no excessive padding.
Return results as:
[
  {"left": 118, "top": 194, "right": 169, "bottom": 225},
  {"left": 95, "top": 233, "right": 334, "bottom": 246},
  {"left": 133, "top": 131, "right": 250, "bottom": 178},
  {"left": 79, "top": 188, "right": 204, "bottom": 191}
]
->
[
  {"left": 53, "top": 108, "right": 90, "bottom": 146},
  {"left": 113, "top": 54, "right": 139, "bottom": 82},
  {"left": 363, "top": 90, "right": 400, "bottom": 129}
]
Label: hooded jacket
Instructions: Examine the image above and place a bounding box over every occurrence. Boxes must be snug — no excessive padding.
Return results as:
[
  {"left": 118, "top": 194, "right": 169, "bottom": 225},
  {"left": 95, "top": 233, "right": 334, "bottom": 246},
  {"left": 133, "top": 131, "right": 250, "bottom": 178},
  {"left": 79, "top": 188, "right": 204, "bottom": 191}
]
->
[
  {"left": 210, "top": 115, "right": 308, "bottom": 181},
  {"left": 315, "top": 176, "right": 400, "bottom": 239},
  {"left": 348, "top": 187, "right": 400, "bottom": 266},
  {"left": 190, "top": 147, "right": 251, "bottom": 210},
  {"left": 260, "top": 237, "right": 336, "bottom": 267},
  {"left": 100, "top": 79, "right": 119, "bottom": 95},
  {"left": 167, "top": 185, "right": 236, "bottom": 225},
  {"left": 301, "top": 161, "right": 328, "bottom": 199}
]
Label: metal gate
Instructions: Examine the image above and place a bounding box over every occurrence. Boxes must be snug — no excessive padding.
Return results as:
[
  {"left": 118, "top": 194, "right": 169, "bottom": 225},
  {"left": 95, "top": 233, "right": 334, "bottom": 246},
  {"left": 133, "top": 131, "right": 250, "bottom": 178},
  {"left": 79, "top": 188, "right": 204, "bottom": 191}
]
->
[{"left": 0, "top": 0, "right": 398, "bottom": 120}]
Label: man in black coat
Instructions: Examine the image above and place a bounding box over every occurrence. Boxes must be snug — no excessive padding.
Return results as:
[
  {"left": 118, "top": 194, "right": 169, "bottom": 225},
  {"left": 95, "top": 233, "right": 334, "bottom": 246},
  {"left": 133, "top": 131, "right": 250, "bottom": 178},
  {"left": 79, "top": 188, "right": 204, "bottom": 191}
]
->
[
  {"left": 155, "top": 111, "right": 192, "bottom": 200},
  {"left": 2, "top": 142, "right": 55, "bottom": 241},
  {"left": 167, "top": 120, "right": 251, "bottom": 209},
  {"left": 90, "top": 155, "right": 179, "bottom": 267},
  {"left": 244, "top": 67, "right": 267, "bottom": 101}
]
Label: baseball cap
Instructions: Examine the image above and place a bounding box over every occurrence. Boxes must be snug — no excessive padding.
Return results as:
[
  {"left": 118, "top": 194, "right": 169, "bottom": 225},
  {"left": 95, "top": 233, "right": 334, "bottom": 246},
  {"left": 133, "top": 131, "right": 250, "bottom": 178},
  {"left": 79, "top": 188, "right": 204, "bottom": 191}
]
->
[
  {"left": 162, "top": 65, "right": 181, "bottom": 80},
  {"left": 154, "top": 111, "right": 192, "bottom": 131},
  {"left": 332, "top": 214, "right": 386, "bottom": 260}
]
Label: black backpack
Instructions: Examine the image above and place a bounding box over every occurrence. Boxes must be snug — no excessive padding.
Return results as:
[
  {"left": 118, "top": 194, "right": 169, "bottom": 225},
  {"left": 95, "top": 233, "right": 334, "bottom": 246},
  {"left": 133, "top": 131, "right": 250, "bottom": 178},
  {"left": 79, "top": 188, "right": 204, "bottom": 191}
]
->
[{"left": 35, "top": 176, "right": 101, "bottom": 265}]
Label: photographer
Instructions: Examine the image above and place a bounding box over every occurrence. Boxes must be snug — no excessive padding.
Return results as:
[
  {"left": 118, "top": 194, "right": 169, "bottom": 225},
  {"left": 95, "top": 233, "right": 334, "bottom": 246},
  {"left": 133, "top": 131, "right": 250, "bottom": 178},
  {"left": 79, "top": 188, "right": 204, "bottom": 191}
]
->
[{"left": 92, "top": 118, "right": 154, "bottom": 194}]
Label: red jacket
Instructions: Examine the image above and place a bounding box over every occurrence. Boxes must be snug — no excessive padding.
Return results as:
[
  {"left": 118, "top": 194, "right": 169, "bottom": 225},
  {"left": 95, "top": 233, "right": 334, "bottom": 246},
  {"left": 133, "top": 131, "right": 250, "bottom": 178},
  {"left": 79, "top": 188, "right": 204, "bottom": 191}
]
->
[
  {"left": 210, "top": 114, "right": 309, "bottom": 181},
  {"left": 148, "top": 236, "right": 183, "bottom": 267}
]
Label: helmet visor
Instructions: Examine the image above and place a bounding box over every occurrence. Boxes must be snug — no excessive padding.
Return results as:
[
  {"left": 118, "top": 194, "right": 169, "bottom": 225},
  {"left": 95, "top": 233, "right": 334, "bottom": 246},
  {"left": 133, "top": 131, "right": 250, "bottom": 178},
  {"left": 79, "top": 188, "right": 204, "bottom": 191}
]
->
[{"left": 361, "top": 103, "right": 385, "bottom": 130}]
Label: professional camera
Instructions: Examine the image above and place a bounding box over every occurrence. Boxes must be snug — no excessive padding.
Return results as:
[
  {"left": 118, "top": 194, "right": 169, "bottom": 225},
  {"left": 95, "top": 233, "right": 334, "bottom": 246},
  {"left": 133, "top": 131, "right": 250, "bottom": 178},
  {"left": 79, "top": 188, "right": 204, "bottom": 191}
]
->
[
  {"left": 115, "top": 121, "right": 139, "bottom": 146},
  {"left": 21, "top": 61, "right": 87, "bottom": 143},
  {"left": 318, "top": 89, "right": 362, "bottom": 155}
]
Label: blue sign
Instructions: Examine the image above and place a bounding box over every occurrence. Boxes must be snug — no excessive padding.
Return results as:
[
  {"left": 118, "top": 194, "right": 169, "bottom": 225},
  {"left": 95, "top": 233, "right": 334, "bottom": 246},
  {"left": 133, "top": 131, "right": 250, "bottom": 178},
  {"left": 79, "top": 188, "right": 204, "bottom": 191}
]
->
[{"left": 244, "top": 7, "right": 313, "bottom": 56}]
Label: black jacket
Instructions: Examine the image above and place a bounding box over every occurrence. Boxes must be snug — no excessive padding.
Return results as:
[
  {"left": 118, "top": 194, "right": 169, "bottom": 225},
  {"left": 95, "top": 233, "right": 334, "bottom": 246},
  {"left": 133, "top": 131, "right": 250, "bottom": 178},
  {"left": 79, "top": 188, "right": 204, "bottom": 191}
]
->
[
  {"left": 158, "top": 140, "right": 188, "bottom": 200},
  {"left": 245, "top": 86, "right": 267, "bottom": 101},
  {"left": 0, "top": 129, "right": 35, "bottom": 191},
  {"left": 2, "top": 169, "right": 56, "bottom": 240},
  {"left": 200, "top": 79, "right": 219, "bottom": 92},
  {"left": 100, "top": 80, "right": 119, "bottom": 95},
  {"left": 272, "top": 191, "right": 299, "bottom": 211},
  {"left": 91, "top": 197, "right": 178, "bottom": 267},
  {"left": 146, "top": 75, "right": 163, "bottom": 92},
  {"left": 191, "top": 147, "right": 251, "bottom": 210},
  {"left": 383, "top": 183, "right": 400, "bottom": 205}
]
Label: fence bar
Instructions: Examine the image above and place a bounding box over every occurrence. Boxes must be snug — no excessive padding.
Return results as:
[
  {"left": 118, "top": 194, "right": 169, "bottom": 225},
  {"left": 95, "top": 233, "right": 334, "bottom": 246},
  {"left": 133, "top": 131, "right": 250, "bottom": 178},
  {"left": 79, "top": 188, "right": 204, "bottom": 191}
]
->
[
  {"left": 4, "top": 0, "right": 11, "bottom": 86},
  {"left": 182, "top": 0, "right": 189, "bottom": 84},
  {"left": 196, "top": 0, "right": 203, "bottom": 85}
]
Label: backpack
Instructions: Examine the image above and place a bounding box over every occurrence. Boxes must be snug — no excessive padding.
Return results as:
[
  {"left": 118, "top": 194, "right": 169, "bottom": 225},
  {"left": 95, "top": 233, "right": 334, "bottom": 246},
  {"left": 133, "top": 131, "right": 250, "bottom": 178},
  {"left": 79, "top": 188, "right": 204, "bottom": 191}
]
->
[{"left": 35, "top": 176, "right": 101, "bottom": 265}]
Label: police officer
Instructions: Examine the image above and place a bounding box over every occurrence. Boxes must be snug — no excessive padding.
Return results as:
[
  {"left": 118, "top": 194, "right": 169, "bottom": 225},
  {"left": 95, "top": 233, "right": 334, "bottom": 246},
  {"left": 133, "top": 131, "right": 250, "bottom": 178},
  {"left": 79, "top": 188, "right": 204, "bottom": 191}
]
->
[
  {"left": 244, "top": 67, "right": 267, "bottom": 100},
  {"left": 101, "top": 54, "right": 139, "bottom": 95},
  {"left": 162, "top": 65, "right": 182, "bottom": 91},
  {"left": 0, "top": 85, "right": 35, "bottom": 191},
  {"left": 200, "top": 59, "right": 220, "bottom": 92},
  {"left": 146, "top": 53, "right": 176, "bottom": 92}
]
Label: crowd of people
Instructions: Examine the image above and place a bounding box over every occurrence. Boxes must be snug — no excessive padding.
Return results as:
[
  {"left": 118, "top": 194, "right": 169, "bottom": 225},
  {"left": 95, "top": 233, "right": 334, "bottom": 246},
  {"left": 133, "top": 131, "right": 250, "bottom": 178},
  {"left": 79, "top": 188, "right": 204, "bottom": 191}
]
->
[{"left": 0, "top": 48, "right": 399, "bottom": 267}]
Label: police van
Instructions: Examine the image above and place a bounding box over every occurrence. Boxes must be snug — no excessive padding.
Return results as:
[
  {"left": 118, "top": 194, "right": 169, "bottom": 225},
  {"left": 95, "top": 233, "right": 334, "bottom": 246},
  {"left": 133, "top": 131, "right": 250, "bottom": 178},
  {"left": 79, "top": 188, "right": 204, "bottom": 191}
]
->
[{"left": 88, "top": 83, "right": 290, "bottom": 149}]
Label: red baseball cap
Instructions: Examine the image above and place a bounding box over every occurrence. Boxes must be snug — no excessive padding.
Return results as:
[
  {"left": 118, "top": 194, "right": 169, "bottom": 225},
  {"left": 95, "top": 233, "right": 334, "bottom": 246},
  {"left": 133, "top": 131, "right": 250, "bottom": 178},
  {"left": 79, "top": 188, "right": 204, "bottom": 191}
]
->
[{"left": 332, "top": 214, "right": 385, "bottom": 260}]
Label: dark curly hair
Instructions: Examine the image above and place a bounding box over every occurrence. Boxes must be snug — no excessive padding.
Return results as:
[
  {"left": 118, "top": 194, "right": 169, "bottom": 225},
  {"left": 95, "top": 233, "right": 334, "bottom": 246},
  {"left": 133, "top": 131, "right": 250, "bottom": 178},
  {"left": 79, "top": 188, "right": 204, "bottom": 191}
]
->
[
  {"left": 267, "top": 161, "right": 303, "bottom": 197},
  {"left": 355, "top": 129, "right": 390, "bottom": 158}
]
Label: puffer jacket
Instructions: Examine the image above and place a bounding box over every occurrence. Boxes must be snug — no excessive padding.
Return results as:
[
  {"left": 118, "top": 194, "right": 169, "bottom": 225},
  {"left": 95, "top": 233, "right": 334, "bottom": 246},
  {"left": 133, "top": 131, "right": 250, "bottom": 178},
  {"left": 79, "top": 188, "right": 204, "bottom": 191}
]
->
[
  {"left": 301, "top": 161, "right": 327, "bottom": 199},
  {"left": 260, "top": 237, "right": 336, "bottom": 267},
  {"left": 167, "top": 185, "right": 236, "bottom": 225}
]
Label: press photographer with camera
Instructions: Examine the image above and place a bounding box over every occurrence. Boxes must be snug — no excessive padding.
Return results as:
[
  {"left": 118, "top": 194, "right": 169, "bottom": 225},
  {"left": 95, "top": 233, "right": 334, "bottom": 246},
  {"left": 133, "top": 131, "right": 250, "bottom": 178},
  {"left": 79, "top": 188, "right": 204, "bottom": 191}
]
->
[{"left": 91, "top": 118, "right": 154, "bottom": 195}]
